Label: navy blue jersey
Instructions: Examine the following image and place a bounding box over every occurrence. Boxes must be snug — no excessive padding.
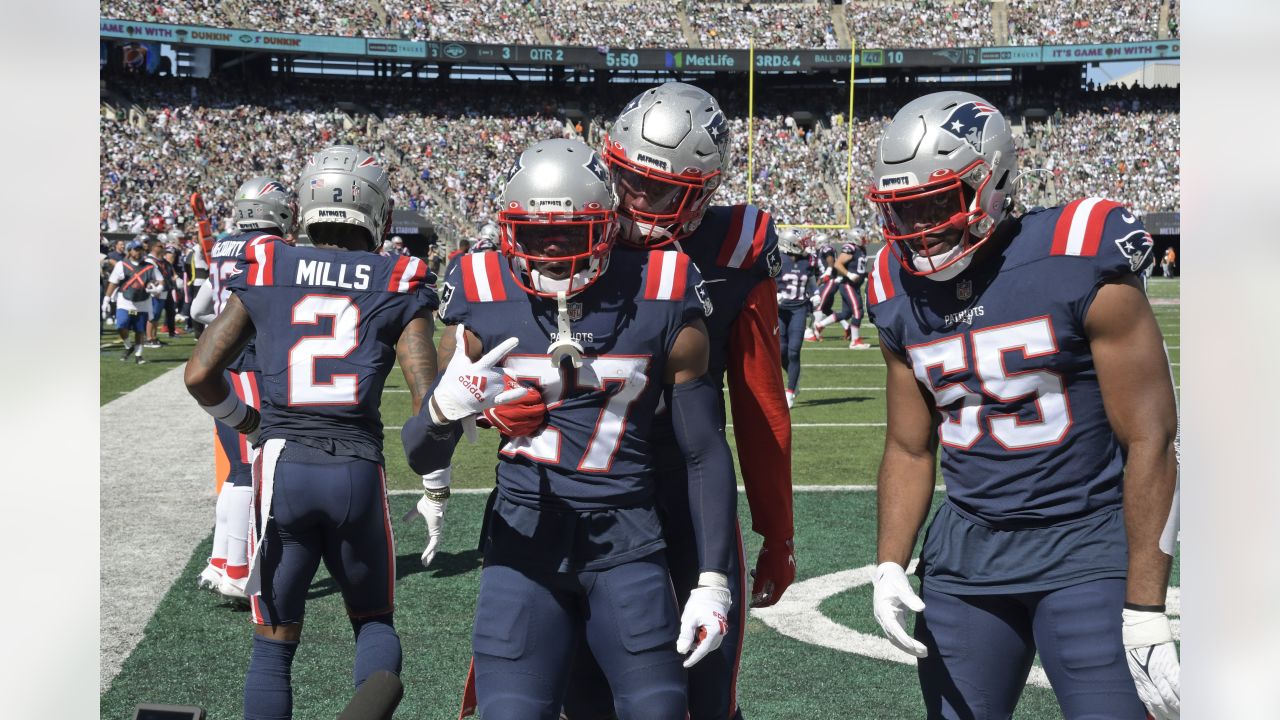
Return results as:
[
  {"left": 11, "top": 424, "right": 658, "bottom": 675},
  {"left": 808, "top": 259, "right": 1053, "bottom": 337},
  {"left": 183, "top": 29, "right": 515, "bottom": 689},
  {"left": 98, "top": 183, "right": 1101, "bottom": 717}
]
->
[
  {"left": 777, "top": 253, "right": 816, "bottom": 308},
  {"left": 675, "top": 204, "right": 780, "bottom": 386},
  {"left": 438, "top": 248, "right": 706, "bottom": 511},
  {"left": 229, "top": 243, "right": 438, "bottom": 462},
  {"left": 816, "top": 244, "right": 837, "bottom": 274},
  {"left": 868, "top": 198, "right": 1155, "bottom": 526},
  {"left": 839, "top": 243, "right": 868, "bottom": 284},
  {"left": 208, "top": 230, "right": 281, "bottom": 373}
]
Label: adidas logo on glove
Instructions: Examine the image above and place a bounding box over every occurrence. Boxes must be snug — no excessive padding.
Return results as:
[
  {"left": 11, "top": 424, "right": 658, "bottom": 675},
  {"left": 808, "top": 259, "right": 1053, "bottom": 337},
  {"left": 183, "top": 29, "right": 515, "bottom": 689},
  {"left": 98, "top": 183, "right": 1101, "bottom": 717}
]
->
[{"left": 460, "top": 375, "right": 488, "bottom": 400}]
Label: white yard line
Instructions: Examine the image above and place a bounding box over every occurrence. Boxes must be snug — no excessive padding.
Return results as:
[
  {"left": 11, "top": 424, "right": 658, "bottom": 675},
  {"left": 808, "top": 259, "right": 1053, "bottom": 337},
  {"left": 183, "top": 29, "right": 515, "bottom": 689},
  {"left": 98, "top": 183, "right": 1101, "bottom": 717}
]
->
[{"left": 100, "top": 364, "right": 217, "bottom": 694}]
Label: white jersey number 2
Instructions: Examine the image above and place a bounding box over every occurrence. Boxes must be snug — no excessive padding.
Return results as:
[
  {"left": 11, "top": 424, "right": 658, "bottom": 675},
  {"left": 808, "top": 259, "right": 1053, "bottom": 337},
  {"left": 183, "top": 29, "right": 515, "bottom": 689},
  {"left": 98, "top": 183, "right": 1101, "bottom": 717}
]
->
[
  {"left": 288, "top": 294, "right": 360, "bottom": 406},
  {"left": 907, "top": 316, "right": 1071, "bottom": 450}
]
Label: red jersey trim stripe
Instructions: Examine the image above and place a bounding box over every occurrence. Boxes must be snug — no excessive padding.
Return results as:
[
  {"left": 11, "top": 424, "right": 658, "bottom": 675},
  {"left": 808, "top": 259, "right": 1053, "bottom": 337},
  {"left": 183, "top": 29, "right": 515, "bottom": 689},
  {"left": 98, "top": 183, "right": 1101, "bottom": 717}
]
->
[
  {"left": 717, "top": 204, "right": 768, "bottom": 269},
  {"left": 388, "top": 255, "right": 427, "bottom": 293},
  {"left": 868, "top": 246, "right": 896, "bottom": 304},
  {"left": 461, "top": 252, "right": 507, "bottom": 302},
  {"left": 247, "top": 240, "right": 275, "bottom": 286},
  {"left": 645, "top": 250, "right": 688, "bottom": 300},
  {"left": 1051, "top": 198, "right": 1122, "bottom": 257}
]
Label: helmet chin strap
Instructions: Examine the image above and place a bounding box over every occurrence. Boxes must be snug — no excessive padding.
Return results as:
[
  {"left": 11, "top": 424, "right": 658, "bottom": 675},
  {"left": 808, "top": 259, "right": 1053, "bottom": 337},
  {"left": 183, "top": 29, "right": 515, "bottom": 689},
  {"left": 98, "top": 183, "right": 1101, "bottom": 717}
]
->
[
  {"left": 547, "top": 290, "right": 584, "bottom": 368},
  {"left": 913, "top": 223, "right": 974, "bottom": 282},
  {"left": 620, "top": 215, "right": 673, "bottom": 244}
]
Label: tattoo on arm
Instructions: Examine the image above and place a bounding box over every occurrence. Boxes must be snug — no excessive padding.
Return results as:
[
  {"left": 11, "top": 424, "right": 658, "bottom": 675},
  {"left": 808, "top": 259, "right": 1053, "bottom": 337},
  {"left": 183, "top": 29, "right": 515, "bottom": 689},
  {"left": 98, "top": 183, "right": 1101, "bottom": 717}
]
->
[
  {"left": 397, "top": 312, "right": 438, "bottom": 415},
  {"left": 186, "top": 294, "right": 255, "bottom": 405}
]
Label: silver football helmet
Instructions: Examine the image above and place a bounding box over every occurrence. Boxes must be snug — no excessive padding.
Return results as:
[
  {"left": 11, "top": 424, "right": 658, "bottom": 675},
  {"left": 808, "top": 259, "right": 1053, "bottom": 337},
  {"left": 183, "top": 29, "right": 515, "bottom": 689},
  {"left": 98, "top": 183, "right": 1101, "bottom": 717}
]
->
[
  {"left": 499, "top": 138, "right": 618, "bottom": 298},
  {"left": 867, "top": 91, "right": 1017, "bottom": 281},
  {"left": 778, "top": 228, "right": 804, "bottom": 255},
  {"left": 840, "top": 228, "right": 866, "bottom": 248},
  {"left": 472, "top": 221, "right": 500, "bottom": 252},
  {"left": 233, "top": 177, "right": 296, "bottom": 234},
  {"left": 603, "top": 82, "right": 731, "bottom": 247},
  {"left": 296, "top": 145, "right": 393, "bottom": 251}
]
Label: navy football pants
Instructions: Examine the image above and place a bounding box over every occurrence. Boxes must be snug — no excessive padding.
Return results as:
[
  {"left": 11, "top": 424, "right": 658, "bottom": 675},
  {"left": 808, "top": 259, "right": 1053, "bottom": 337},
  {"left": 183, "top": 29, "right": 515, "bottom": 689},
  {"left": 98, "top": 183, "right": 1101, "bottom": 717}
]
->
[
  {"left": 915, "top": 577, "right": 1147, "bottom": 720},
  {"left": 473, "top": 554, "right": 686, "bottom": 720},
  {"left": 563, "top": 488, "right": 749, "bottom": 720},
  {"left": 777, "top": 305, "right": 807, "bottom": 392},
  {"left": 251, "top": 456, "right": 395, "bottom": 626},
  {"left": 832, "top": 282, "right": 864, "bottom": 327}
]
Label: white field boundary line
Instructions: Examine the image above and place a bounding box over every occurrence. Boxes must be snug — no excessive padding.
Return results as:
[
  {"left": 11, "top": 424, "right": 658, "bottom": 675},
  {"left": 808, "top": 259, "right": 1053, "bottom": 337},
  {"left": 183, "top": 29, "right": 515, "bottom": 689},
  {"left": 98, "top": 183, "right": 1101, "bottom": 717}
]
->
[
  {"left": 100, "top": 364, "right": 217, "bottom": 694},
  {"left": 387, "top": 485, "right": 943, "bottom": 496}
]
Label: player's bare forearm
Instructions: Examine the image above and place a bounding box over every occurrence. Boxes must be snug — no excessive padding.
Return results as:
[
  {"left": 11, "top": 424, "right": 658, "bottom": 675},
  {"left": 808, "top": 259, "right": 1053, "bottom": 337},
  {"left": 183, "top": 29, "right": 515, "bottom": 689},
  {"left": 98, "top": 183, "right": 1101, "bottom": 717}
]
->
[
  {"left": 433, "top": 323, "right": 483, "bottom": 379},
  {"left": 666, "top": 319, "right": 711, "bottom": 383},
  {"left": 876, "top": 345, "right": 939, "bottom": 567},
  {"left": 396, "top": 312, "right": 438, "bottom": 415},
  {"left": 185, "top": 294, "right": 255, "bottom": 405},
  {"left": 104, "top": 283, "right": 118, "bottom": 297},
  {"left": 729, "top": 280, "right": 794, "bottom": 541},
  {"left": 1087, "top": 276, "right": 1178, "bottom": 605}
]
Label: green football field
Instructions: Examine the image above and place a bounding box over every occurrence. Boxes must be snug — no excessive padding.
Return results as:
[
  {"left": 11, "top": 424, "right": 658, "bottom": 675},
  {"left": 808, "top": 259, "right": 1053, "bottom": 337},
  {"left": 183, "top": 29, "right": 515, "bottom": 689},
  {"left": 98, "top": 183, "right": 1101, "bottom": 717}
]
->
[{"left": 99, "top": 278, "right": 1179, "bottom": 719}]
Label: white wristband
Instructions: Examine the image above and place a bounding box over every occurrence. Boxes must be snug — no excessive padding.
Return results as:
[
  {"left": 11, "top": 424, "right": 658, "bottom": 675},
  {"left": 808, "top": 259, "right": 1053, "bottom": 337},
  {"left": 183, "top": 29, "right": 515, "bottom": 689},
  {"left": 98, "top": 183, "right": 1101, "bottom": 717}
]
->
[
  {"left": 200, "top": 392, "right": 249, "bottom": 427},
  {"left": 697, "top": 571, "right": 729, "bottom": 589}
]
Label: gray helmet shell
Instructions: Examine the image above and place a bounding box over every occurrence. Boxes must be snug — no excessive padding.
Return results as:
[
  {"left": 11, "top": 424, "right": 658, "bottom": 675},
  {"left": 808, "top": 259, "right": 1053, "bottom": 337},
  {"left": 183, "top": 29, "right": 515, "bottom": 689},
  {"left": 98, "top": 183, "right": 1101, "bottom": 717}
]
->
[
  {"left": 499, "top": 138, "right": 618, "bottom": 297},
  {"left": 778, "top": 228, "right": 804, "bottom": 255},
  {"left": 234, "top": 177, "right": 295, "bottom": 234},
  {"left": 605, "top": 82, "right": 731, "bottom": 242},
  {"left": 297, "top": 145, "right": 392, "bottom": 251},
  {"left": 870, "top": 91, "right": 1017, "bottom": 280}
]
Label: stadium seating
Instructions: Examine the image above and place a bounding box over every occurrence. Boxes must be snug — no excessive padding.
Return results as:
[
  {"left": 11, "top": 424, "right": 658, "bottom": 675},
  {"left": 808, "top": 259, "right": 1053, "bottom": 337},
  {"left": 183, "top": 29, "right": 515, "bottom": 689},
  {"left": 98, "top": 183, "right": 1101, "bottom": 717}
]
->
[
  {"left": 100, "top": 78, "right": 1177, "bottom": 244},
  {"left": 102, "top": 0, "right": 1177, "bottom": 49}
]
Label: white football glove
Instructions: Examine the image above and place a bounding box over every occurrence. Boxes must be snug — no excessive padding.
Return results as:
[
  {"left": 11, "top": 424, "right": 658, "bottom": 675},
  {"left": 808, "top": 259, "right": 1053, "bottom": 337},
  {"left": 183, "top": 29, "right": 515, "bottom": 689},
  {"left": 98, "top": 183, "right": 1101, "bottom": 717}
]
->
[
  {"left": 872, "top": 561, "right": 928, "bottom": 657},
  {"left": 146, "top": 281, "right": 167, "bottom": 299},
  {"left": 808, "top": 293, "right": 822, "bottom": 310},
  {"left": 677, "top": 573, "right": 732, "bottom": 669},
  {"left": 101, "top": 295, "right": 112, "bottom": 320},
  {"left": 427, "top": 324, "right": 526, "bottom": 426},
  {"left": 401, "top": 468, "right": 451, "bottom": 567},
  {"left": 1123, "top": 608, "right": 1180, "bottom": 720}
]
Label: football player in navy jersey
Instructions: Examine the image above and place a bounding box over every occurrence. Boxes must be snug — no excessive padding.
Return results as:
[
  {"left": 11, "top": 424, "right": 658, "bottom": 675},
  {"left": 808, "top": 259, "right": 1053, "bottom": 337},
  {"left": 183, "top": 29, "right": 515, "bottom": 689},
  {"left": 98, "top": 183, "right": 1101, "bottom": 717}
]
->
[
  {"left": 775, "top": 228, "right": 817, "bottom": 410},
  {"left": 546, "top": 82, "right": 794, "bottom": 720},
  {"left": 826, "top": 228, "right": 871, "bottom": 349},
  {"left": 184, "top": 146, "right": 521, "bottom": 720},
  {"left": 401, "top": 138, "right": 738, "bottom": 720},
  {"left": 807, "top": 234, "right": 840, "bottom": 341},
  {"left": 864, "top": 92, "right": 1180, "bottom": 720},
  {"left": 188, "top": 176, "right": 296, "bottom": 603}
]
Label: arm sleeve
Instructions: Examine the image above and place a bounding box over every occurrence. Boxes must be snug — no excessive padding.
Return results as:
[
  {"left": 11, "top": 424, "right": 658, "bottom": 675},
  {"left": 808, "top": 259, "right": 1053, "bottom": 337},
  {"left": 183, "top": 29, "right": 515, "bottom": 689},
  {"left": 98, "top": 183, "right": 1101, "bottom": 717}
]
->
[
  {"left": 402, "top": 377, "right": 464, "bottom": 474},
  {"left": 190, "top": 281, "right": 216, "bottom": 325},
  {"left": 727, "top": 279, "right": 794, "bottom": 541},
  {"left": 670, "top": 375, "right": 737, "bottom": 575}
]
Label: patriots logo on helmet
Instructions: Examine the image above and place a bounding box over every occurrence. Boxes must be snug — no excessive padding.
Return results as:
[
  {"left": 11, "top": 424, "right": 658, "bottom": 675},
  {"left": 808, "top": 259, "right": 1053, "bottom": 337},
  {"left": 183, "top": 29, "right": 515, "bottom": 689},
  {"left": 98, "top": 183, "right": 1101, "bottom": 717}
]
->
[
  {"left": 259, "top": 181, "right": 285, "bottom": 195},
  {"left": 585, "top": 154, "right": 609, "bottom": 184},
  {"left": 357, "top": 156, "right": 380, "bottom": 168},
  {"left": 1114, "top": 230, "right": 1154, "bottom": 272},
  {"left": 703, "top": 110, "right": 730, "bottom": 151},
  {"left": 505, "top": 155, "right": 524, "bottom": 185},
  {"left": 939, "top": 101, "right": 998, "bottom": 151}
]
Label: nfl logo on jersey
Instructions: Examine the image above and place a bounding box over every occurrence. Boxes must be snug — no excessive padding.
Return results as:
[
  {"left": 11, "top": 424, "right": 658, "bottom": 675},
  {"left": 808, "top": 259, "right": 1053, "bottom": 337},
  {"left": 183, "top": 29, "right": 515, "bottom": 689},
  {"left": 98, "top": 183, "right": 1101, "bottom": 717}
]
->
[
  {"left": 568, "top": 302, "right": 584, "bottom": 321},
  {"left": 956, "top": 279, "right": 973, "bottom": 300}
]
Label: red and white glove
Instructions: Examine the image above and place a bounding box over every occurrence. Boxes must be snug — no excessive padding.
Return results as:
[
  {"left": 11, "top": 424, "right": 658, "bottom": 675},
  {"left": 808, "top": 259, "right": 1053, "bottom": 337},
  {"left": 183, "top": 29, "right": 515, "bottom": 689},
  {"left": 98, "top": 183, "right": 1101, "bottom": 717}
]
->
[
  {"left": 750, "top": 537, "right": 796, "bottom": 608},
  {"left": 677, "top": 572, "right": 732, "bottom": 668},
  {"left": 427, "top": 324, "right": 525, "bottom": 427},
  {"left": 478, "top": 376, "right": 546, "bottom": 437}
]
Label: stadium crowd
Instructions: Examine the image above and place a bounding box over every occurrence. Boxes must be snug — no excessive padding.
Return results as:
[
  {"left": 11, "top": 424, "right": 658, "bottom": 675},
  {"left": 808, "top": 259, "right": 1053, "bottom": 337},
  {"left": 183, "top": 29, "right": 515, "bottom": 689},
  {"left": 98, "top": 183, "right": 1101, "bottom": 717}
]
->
[
  {"left": 843, "top": 0, "right": 994, "bottom": 49},
  {"left": 100, "top": 77, "right": 1178, "bottom": 248},
  {"left": 104, "top": 0, "right": 1177, "bottom": 48},
  {"left": 693, "top": 2, "right": 840, "bottom": 50}
]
